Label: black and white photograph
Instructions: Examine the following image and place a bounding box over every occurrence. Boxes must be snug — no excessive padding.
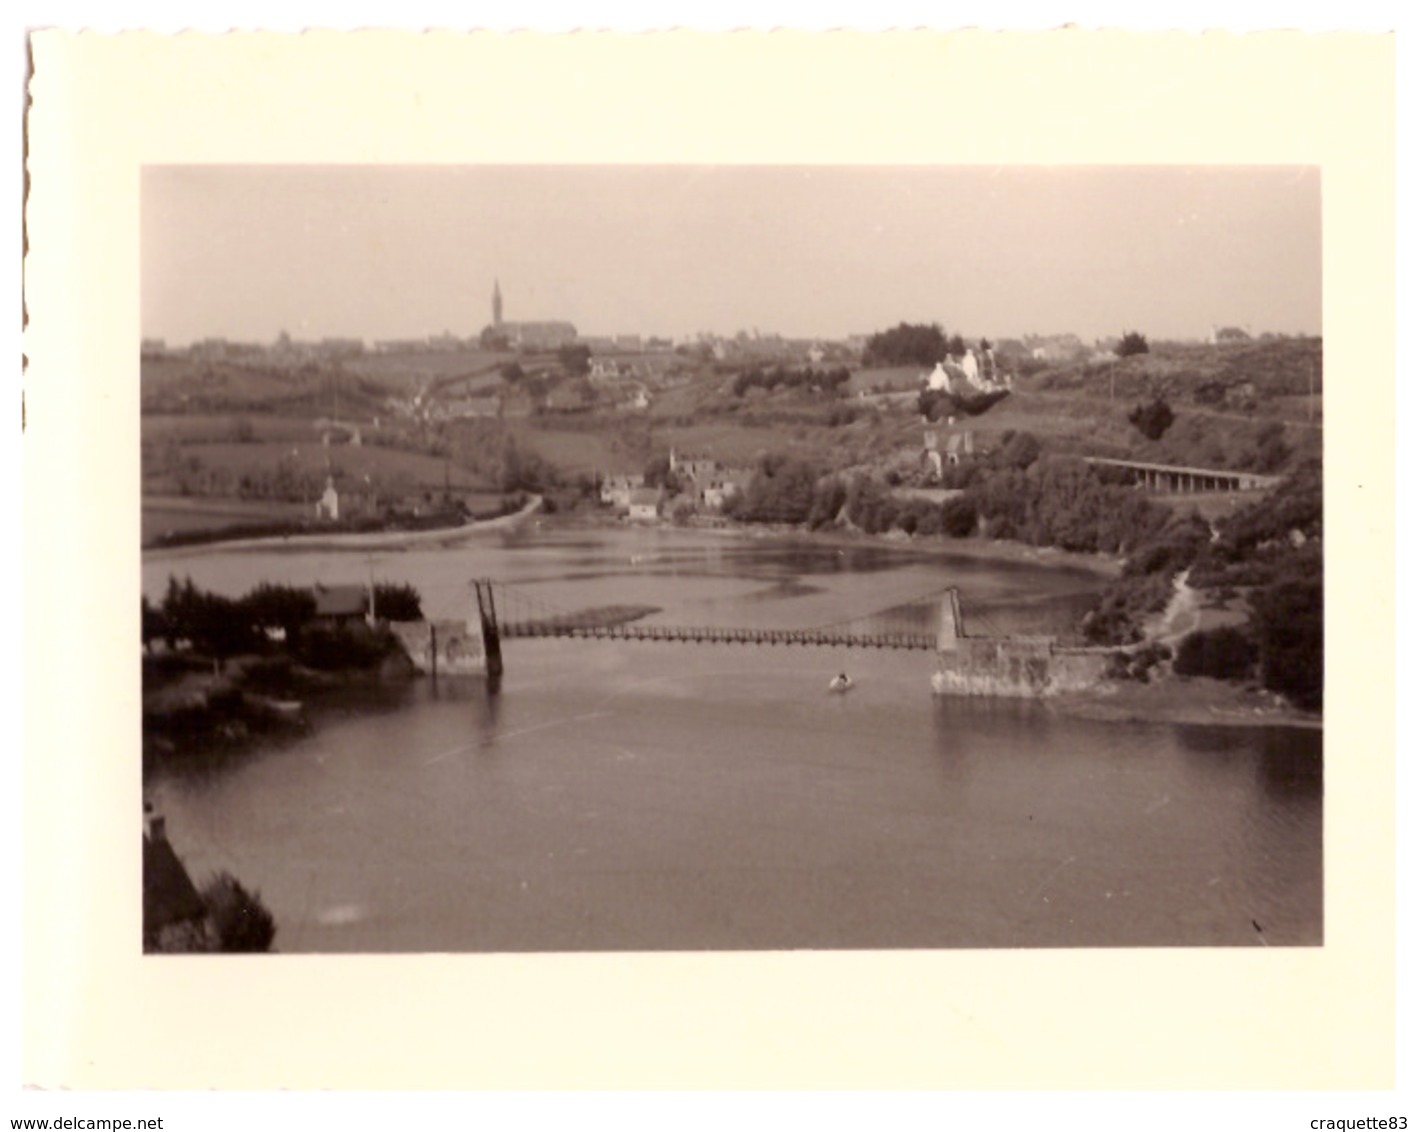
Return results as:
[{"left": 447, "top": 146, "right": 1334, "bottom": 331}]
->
[
  {"left": 19, "top": 22, "right": 1395, "bottom": 1101},
  {"left": 137, "top": 164, "right": 1324, "bottom": 954}
]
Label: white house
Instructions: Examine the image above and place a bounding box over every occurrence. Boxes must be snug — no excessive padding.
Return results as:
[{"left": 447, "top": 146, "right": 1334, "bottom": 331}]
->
[
  {"left": 315, "top": 476, "right": 339, "bottom": 520},
  {"left": 627, "top": 488, "right": 661, "bottom": 523}
]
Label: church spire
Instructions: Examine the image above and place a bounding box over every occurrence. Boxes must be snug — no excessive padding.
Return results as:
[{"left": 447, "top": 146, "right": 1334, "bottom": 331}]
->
[{"left": 492, "top": 278, "right": 503, "bottom": 328}]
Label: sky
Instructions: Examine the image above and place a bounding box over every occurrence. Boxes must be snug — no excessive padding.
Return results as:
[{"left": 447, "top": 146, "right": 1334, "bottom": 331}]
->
[{"left": 142, "top": 165, "right": 1321, "bottom": 346}]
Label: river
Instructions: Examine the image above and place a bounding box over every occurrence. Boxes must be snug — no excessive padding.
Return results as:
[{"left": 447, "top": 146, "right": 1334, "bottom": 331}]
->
[{"left": 142, "top": 524, "right": 1322, "bottom": 951}]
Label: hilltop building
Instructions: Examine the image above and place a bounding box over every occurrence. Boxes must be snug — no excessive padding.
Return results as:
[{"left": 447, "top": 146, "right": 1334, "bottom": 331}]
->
[{"left": 485, "top": 279, "right": 577, "bottom": 351}]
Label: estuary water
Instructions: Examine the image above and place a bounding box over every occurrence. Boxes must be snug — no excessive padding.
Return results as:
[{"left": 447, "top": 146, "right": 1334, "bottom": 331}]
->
[{"left": 142, "top": 525, "right": 1322, "bottom": 951}]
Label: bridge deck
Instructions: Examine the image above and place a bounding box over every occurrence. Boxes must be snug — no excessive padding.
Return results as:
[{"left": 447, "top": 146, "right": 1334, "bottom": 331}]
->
[{"left": 501, "top": 622, "right": 937, "bottom": 650}]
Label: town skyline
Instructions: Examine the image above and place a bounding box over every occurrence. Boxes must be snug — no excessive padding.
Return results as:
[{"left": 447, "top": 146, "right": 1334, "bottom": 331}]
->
[{"left": 142, "top": 165, "right": 1321, "bottom": 347}]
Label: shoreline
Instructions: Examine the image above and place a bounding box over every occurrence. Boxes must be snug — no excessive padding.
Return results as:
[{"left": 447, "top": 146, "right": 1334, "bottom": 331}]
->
[
  {"left": 542, "top": 510, "right": 1126, "bottom": 579},
  {"left": 143, "top": 494, "right": 544, "bottom": 557},
  {"left": 141, "top": 505, "right": 1318, "bottom": 731},
  {"left": 1044, "top": 675, "right": 1321, "bottom": 730}
]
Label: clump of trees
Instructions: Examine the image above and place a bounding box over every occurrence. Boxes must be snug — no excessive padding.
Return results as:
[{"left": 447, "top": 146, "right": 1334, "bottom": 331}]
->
[
  {"left": 1173, "top": 626, "right": 1258, "bottom": 680},
  {"left": 144, "top": 576, "right": 426, "bottom": 666},
  {"left": 147, "top": 870, "right": 278, "bottom": 954},
  {"left": 1250, "top": 571, "right": 1322, "bottom": 710},
  {"left": 964, "top": 455, "right": 1173, "bottom": 555},
  {"left": 863, "top": 323, "right": 950, "bottom": 367},
  {"left": 373, "top": 582, "right": 423, "bottom": 621},
  {"left": 722, "top": 454, "right": 821, "bottom": 525},
  {"left": 1088, "top": 460, "right": 1323, "bottom": 708},
  {"left": 202, "top": 872, "right": 277, "bottom": 952},
  {"left": 1128, "top": 397, "right": 1175, "bottom": 440},
  {"left": 731, "top": 365, "right": 851, "bottom": 398},
  {"left": 557, "top": 343, "right": 592, "bottom": 375},
  {"left": 1117, "top": 330, "right": 1150, "bottom": 357}
]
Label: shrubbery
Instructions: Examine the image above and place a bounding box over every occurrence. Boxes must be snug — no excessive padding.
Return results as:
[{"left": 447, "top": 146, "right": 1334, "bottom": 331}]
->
[
  {"left": 964, "top": 456, "right": 1173, "bottom": 557},
  {"left": 731, "top": 365, "right": 851, "bottom": 398},
  {"left": 863, "top": 322, "right": 950, "bottom": 367},
  {"left": 148, "top": 576, "right": 424, "bottom": 668},
  {"left": 373, "top": 582, "right": 423, "bottom": 622},
  {"left": 1252, "top": 573, "right": 1323, "bottom": 710},
  {"left": 1128, "top": 396, "right": 1175, "bottom": 440},
  {"left": 202, "top": 871, "right": 277, "bottom": 952},
  {"left": 1117, "top": 330, "right": 1150, "bottom": 357},
  {"left": 1173, "top": 626, "right": 1258, "bottom": 680}
]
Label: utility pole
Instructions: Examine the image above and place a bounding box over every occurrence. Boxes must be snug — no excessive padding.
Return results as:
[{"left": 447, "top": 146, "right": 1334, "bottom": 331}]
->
[{"left": 366, "top": 556, "right": 376, "bottom": 625}]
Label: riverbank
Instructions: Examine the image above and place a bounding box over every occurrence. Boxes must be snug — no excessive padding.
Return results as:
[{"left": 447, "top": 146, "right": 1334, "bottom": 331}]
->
[
  {"left": 144, "top": 494, "right": 544, "bottom": 557},
  {"left": 545, "top": 509, "right": 1126, "bottom": 580},
  {"left": 142, "top": 647, "right": 418, "bottom": 763},
  {"left": 1048, "top": 674, "right": 1321, "bottom": 730}
]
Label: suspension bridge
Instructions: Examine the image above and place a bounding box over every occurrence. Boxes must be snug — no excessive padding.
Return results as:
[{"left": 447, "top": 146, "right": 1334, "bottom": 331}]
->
[
  {"left": 471, "top": 579, "right": 983, "bottom": 653},
  {"left": 391, "top": 579, "right": 1105, "bottom": 695}
]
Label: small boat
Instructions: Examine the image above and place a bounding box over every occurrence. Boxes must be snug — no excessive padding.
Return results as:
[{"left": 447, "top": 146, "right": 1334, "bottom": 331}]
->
[{"left": 828, "top": 674, "right": 854, "bottom": 694}]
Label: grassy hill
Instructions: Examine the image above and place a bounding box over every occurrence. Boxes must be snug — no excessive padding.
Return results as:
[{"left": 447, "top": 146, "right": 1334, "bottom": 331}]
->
[
  {"left": 140, "top": 336, "right": 1324, "bottom": 519},
  {"left": 1028, "top": 336, "right": 1321, "bottom": 412}
]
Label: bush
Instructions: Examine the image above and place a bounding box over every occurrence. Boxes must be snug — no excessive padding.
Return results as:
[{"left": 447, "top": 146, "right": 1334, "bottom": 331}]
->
[
  {"left": 1252, "top": 574, "right": 1323, "bottom": 710},
  {"left": 1173, "top": 626, "right": 1258, "bottom": 680},
  {"left": 1117, "top": 330, "right": 1150, "bottom": 357},
  {"left": 806, "top": 477, "right": 847, "bottom": 529},
  {"left": 295, "top": 622, "right": 401, "bottom": 670},
  {"left": 731, "top": 454, "right": 820, "bottom": 525},
  {"left": 372, "top": 582, "right": 423, "bottom": 622},
  {"left": 1128, "top": 397, "right": 1175, "bottom": 440},
  {"left": 202, "top": 872, "right": 276, "bottom": 952},
  {"left": 863, "top": 322, "right": 949, "bottom": 367},
  {"left": 996, "top": 431, "right": 1042, "bottom": 470},
  {"left": 242, "top": 583, "right": 317, "bottom": 640},
  {"left": 1084, "top": 572, "right": 1176, "bottom": 645},
  {"left": 940, "top": 497, "right": 979, "bottom": 538}
]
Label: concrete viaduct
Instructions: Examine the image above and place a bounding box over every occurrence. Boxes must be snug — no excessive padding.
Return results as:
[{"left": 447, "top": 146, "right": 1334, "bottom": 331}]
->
[{"left": 1082, "top": 457, "right": 1282, "bottom": 494}]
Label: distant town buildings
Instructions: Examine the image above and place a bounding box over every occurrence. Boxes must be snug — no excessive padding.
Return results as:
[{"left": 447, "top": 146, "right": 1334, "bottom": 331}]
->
[{"left": 486, "top": 278, "right": 578, "bottom": 351}]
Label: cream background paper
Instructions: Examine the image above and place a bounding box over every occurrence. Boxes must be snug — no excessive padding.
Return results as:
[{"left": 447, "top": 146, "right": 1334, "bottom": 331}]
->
[{"left": 22, "top": 30, "right": 1394, "bottom": 1087}]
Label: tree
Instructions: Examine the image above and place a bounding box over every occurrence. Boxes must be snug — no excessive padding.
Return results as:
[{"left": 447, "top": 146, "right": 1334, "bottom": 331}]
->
[
  {"left": 940, "top": 496, "right": 979, "bottom": 538},
  {"left": 1128, "top": 397, "right": 1175, "bottom": 440},
  {"left": 161, "top": 576, "right": 254, "bottom": 658},
  {"left": 1252, "top": 574, "right": 1323, "bottom": 710},
  {"left": 734, "top": 454, "right": 820, "bottom": 525},
  {"left": 242, "top": 583, "right": 317, "bottom": 642},
  {"left": 1117, "top": 330, "right": 1150, "bottom": 357},
  {"left": 202, "top": 872, "right": 276, "bottom": 952},
  {"left": 557, "top": 343, "right": 592, "bottom": 376},
  {"left": 141, "top": 596, "right": 168, "bottom": 652},
  {"left": 500, "top": 361, "right": 525, "bottom": 383},
  {"left": 862, "top": 322, "right": 948, "bottom": 367},
  {"left": 372, "top": 582, "right": 423, "bottom": 622},
  {"left": 1174, "top": 626, "right": 1258, "bottom": 681},
  {"left": 996, "top": 431, "right": 1042, "bottom": 470},
  {"left": 806, "top": 477, "right": 847, "bottom": 529}
]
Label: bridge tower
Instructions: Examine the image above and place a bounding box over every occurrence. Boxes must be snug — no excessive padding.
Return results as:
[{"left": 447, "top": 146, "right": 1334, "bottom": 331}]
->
[
  {"left": 472, "top": 579, "right": 504, "bottom": 689},
  {"left": 937, "top": 587, "right": 965, "bottom": 652}
]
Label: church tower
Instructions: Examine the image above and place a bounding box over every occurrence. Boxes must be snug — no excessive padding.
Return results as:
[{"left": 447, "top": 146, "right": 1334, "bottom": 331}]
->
[{"left": 492, "top": 279, "right": 503, "bottom": 328}]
